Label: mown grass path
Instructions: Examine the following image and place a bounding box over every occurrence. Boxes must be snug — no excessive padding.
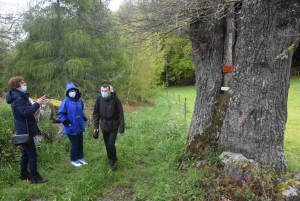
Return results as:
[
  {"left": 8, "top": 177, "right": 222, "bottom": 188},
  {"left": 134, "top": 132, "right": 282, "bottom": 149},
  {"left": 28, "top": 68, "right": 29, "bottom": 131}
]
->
[{"left": 1, "top": 92, "right": 199, "bottom": 200}]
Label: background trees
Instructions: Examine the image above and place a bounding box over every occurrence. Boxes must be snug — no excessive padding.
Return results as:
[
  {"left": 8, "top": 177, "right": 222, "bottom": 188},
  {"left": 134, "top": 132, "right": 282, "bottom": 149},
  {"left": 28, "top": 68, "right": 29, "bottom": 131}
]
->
[
  {"left": 0, "top": 0, "right": 24, "bottom": 92},
  {"left": 3, "top": 0, "right": 127, "bottom": 99},
  {"left": 1, "top": 0, "right": 193, "bottom": 103},
  {"left": 159, "top": 34, "right": 194, "bottom": 87}
]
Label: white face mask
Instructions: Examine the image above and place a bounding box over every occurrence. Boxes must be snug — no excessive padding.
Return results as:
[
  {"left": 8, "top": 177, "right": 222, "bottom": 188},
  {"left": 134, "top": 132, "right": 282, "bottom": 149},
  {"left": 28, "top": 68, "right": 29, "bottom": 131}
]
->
[{"left": 69, "top": 91, "right": 76, "bottom": 98}]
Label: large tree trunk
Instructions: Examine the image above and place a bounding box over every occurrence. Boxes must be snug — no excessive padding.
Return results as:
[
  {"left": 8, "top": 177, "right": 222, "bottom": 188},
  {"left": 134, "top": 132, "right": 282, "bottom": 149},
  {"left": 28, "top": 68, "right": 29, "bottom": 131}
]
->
[{"left": 185, "top": 0, "right": 300, "bottom": 171}]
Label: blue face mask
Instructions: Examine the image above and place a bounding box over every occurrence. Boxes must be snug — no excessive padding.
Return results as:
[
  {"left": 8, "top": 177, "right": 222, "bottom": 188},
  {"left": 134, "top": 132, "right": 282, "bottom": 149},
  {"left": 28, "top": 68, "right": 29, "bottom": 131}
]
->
[
  {"left": 21, "top": 86, "right": 27, "bottom": 93},
  {"left": 101, "top": 92, "right": 109, "bottom": 99},
  {"left": 69, "top": 91, "right": 76, "bottom": 98}
]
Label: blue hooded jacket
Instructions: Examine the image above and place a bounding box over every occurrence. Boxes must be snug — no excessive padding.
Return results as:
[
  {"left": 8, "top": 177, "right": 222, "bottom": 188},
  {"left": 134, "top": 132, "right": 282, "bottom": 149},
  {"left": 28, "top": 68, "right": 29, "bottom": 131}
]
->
[
  {"left": 57, "top": 82, "right": 86, "bottom": 135},
  {"left": 6, "top": 90, "right": 40, "bottom": 137}
]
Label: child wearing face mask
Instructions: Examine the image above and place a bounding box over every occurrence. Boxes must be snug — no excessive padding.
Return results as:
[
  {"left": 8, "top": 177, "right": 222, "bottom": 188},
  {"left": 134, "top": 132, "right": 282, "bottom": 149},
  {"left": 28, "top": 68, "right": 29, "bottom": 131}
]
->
[{"left": 57, "top": 82, "right": 88, "bottom": 167}]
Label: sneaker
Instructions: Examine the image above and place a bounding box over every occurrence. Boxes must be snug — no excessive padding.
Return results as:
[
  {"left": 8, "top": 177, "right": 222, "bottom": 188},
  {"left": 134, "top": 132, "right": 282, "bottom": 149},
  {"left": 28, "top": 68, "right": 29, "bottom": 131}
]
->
[
  {"left": 110, "top": 160, "right": 117, "bottom": 171},
  {"left": 78, "top": 158, "right": 88, "bottom": 165},
  {"left": 70, "top": 161, "right": 82, "bottom": 167},
  {"left": 31, "top": 175, "right": 48, "bottom": 184},
  {"left": 20, "top": 173, "right": 31, "bottom": 180}
]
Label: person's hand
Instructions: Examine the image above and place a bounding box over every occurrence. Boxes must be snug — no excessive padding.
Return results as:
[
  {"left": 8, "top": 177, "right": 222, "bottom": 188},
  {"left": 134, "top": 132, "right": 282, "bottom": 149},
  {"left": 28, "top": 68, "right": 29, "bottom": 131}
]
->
[
  {"left": 93, "top": 129, "right": 99, "bottom": 139},
  {"left": 36, "top": 95, "right": 46, "bottom": 105},
  {"left": 63, "top": 119, "right": 71, "bottom": 127}
]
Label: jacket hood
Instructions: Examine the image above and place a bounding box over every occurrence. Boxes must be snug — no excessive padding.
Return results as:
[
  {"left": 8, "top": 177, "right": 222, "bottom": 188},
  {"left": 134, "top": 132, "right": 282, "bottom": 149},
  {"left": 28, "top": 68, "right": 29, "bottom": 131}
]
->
[
  {"left": 6, "top": 90, "right": 25, "bottom": 104},
  {"left": 65, "top": 82, "right": 81, "bottom": 99}
]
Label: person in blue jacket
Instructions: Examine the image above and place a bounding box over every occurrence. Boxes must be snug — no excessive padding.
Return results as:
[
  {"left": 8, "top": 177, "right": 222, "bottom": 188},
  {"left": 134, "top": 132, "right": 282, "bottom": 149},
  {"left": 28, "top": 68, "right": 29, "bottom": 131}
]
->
[
  {"left": 58, "top": 82, "right": 88, "bottom": 167},
  {"left": 6, "top": 76, "right": 48, "bottom": 184}
]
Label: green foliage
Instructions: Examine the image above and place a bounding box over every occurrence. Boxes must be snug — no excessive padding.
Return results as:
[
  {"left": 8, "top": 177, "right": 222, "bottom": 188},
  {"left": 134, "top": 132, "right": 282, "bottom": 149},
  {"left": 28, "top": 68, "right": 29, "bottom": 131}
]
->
[
  {"left": 0, "top": 103, "right": 19, "bottom": 164},
  {"left": 115, "top": 32, "right": 165, "bottom": 104},
  {"left": 159, "top": 34, "right": 195, "bottom": 86},
  {"left": 37, "top": 116, "right": 58, "bottom": 143},
  {"left": 2, "top": 0, "right": 130, "bottom": 100},
  {"left": 1, "top": 1, "right": 196, "bottom": 105}
]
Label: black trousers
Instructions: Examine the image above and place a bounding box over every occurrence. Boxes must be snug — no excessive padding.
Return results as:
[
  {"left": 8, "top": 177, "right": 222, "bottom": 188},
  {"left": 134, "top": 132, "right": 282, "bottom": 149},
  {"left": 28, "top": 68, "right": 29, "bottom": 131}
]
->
[
  {"left": 102, "top": 128, "right": 118, "bottom": 161},
  {"left": 21, "top": 137, "right": 39, "bottom": 179}
]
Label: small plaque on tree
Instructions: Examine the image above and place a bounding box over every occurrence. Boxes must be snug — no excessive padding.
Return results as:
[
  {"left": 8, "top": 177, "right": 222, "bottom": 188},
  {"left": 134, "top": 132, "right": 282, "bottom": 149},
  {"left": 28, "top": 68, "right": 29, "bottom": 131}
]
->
[{"left": 222, "top": 65, "right": 233, "bottom": 73}]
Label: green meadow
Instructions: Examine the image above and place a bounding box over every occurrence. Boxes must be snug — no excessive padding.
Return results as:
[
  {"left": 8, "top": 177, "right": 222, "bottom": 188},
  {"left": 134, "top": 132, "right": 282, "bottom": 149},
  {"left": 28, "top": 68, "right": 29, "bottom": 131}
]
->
[
  {"left": 284, "top": 76, "right": 300, "bottom": 171},
  {"left": 0, "top": 78, "right": 299, "bottom": 200}
]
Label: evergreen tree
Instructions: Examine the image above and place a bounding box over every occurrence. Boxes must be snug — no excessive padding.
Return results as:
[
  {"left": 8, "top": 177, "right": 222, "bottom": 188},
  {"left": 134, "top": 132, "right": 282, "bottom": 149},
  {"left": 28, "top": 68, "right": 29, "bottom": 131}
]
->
[{"left": 4, "top": 0, "right": 127, "bottom": 99}]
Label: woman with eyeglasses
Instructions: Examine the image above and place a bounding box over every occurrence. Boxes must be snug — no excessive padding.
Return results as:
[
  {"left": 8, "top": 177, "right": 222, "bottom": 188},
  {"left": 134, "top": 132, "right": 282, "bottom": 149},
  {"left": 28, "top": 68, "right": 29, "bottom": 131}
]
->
[{"left": 6, "top": 76, "right": 48, "bottom": 184}]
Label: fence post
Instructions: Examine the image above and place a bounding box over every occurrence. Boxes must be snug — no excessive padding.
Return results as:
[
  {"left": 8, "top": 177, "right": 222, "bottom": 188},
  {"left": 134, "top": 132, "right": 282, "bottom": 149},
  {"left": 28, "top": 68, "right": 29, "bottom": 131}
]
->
[{"left": 184, "top": 97, "right": 186, "bottom": 120}]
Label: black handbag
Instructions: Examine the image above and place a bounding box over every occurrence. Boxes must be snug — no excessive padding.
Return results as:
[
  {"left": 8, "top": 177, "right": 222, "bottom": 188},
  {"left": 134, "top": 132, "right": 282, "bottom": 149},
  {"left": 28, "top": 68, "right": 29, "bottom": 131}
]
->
[{"left": 12, "top": 134, "right": 29, "bottom": 146}]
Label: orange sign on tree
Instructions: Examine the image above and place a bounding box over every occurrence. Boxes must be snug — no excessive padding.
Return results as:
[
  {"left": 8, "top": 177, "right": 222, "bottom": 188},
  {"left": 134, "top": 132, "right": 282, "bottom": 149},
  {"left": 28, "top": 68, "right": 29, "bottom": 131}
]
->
[{"left": 222, "top": 65, "right": 233, "bottom": 73}]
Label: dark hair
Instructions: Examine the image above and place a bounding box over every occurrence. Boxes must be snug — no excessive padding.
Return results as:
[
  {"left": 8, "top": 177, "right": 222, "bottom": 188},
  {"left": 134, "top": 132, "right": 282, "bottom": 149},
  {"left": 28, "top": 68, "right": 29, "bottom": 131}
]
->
[
  {"left": 67, "top": 88, "right": 77, "bottom": 93},
  {"left": 8, "top": 76, "right": 24, "bottom": 90},
  {"left": 100, "top": 84, "right": 110, "bottom": 90}
]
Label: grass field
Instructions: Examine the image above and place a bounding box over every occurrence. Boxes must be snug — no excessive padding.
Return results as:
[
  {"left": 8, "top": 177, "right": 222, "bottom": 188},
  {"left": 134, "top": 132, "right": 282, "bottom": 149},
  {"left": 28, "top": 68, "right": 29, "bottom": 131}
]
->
[
  {"left": 0, "top": 93, "right": 200, "bottom": 200},
  {"left": 162, "top": 86, "right": 196, "bottom": 122},
  {"left": 284, "top": 76, "right": 300, "bottom": 171},
  {"left": 1, "top": 78, "right": 300, "bottom": 200}
]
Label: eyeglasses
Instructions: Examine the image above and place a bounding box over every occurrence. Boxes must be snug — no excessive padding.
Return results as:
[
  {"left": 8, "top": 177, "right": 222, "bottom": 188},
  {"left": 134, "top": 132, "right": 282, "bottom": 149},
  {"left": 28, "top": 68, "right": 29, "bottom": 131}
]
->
[{"left": 20, "top": 81, "right": 26, "bottom": 84}]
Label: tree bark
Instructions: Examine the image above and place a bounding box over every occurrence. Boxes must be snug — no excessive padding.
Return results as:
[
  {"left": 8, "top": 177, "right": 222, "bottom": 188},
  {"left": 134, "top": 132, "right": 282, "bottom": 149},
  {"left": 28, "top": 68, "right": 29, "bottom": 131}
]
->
[
  {"left": 185, "top": 0, "right": 300, "bottom": 171},
  {"left": 185, "top": 16, "right": 225, "bottom": 158}
]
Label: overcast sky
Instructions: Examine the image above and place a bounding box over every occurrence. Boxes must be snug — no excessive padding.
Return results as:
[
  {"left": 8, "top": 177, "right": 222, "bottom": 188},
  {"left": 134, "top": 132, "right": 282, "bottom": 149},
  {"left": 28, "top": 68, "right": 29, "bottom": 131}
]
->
[{"left": 0, "top": 0, "right": 123, "bottom": 13}]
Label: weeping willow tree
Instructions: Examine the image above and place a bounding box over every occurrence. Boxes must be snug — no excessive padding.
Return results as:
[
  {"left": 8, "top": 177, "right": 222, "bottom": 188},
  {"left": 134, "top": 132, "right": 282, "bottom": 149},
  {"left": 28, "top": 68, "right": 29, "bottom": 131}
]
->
[{"left": 4, "top": 0, "right": 128, "bottom": 99}]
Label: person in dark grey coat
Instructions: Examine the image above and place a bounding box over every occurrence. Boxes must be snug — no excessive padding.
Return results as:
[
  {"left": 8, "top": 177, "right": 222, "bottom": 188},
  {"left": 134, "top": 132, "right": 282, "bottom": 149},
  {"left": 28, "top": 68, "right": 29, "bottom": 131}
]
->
[
  {"left": 93, "top": 84, "right": 125, "bottom": 170},
  {"left": 6, "top": 76, "right": 48, "bottom": 184}
]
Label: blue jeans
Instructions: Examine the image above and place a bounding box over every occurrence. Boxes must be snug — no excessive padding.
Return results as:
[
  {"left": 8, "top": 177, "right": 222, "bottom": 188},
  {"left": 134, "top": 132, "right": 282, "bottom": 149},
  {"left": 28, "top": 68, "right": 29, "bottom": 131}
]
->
[
  {"left": 21, "top": 137, "right": 39, "bottom": 179},
  {"left": 67, "top": 133, "right": 84, "bottom": 161},
  {"left": 102, "top": 129, "right": 118, "bottom": 161}
]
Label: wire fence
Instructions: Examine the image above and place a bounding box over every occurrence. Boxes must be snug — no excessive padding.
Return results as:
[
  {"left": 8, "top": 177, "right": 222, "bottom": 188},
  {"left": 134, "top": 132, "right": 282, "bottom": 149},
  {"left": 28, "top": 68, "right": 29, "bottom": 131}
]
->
[{"left": 166, "top": 90, "right": 187, "bottom": 120}]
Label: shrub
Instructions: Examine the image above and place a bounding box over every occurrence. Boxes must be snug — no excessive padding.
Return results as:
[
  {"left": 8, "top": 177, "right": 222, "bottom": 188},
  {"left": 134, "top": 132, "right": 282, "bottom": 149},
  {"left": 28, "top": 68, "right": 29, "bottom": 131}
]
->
[{"left": 0, "top": 104, "right": 19, "bottom": 164}]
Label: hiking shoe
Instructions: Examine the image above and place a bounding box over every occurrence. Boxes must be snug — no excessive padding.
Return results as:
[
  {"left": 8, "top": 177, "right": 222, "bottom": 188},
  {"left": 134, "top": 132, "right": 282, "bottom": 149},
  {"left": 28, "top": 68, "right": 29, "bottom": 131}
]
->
[
  {"left": 110, "top": 160, "right": 117, "bottom": 171},
  {"left": 78, "top": 158, "right": 88, "bottom": 165},
  {"left": 31, "top": 175, "right": 48, "bottom": 184},
  {"left": 70, "top": 161, "right": 82, "bottom": 167},
  {"left": 20, "top": 173, "right": 31, "bottom": 180}
]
